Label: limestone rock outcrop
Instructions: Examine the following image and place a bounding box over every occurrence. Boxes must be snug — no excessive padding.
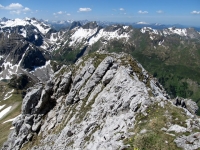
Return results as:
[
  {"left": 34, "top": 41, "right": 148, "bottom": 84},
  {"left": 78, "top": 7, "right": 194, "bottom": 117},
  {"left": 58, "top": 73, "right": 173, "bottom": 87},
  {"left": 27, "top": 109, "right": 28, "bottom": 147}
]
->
[{"left": 2, "top": 52, "right": 199, "bottom": 150}]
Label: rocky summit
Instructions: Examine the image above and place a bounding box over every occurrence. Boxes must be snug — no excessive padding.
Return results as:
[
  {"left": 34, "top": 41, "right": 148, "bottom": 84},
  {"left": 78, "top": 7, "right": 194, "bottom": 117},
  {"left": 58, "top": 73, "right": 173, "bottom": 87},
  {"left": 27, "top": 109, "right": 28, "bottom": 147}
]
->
[{"left": 2, "top": 52, "right": 199, "bottom": 150}]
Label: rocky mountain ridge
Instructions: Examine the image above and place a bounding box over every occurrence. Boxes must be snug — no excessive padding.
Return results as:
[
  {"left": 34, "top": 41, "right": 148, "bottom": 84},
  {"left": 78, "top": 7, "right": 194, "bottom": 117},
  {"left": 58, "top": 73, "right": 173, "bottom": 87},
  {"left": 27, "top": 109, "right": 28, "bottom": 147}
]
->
[
  {"left": 0, "top": 16, "right": 200, "bottom": 124},
  {"left": 1, "top": 52, "right": 200, "bottom": 150},
  {"left": 0, "top": 18, "right": 57, "bottom": 82},
  {"left": 38, "top": 18, "right": 200, "bottom": 31},
  {"left": 1, "top": 17, "right": 200, "bottom": 82}
]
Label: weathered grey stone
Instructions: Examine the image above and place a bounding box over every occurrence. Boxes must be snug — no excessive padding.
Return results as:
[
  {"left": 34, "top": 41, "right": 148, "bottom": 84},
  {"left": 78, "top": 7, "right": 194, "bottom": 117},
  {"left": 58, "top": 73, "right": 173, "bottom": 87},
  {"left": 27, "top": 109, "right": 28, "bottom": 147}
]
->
[
  {"left": 102, "top": 69, "right": 116, "bottom": 85},
  {"left": 79, "top": 56, "right": 113, "bottom": 99},
  {"left": 185, "top": 99, "right": 199, "bottom": 114},
  {"left": 65, "top": 89, "right": 76, "bottom": 105},
  {"left": 167, "top": 124, "right": 187, "bottom": 133},
  {"left": 74, "top": 95, "right": 80, "bottom": 103},
  {"left": 34, "top": 82, "right": 53, "bottom": 113},
  {"left": 175, "top": 132, "right": 200, "bottom": 150},
  {"left": 3, "top": 52, "right": 200, "bottom": 150},
  {"left": 54, "top": 72, "right": 72, "bottom": 98},
  {"left": 57, "top": 105, "right": 65, "bottom": 123},
  {"left": 59, "top": 72, "right": 72, "bottom": 90},
  {"left": 174, "top": 97, "right": 199, "bottom": 114},
  {"left": 24, "top": 115, "right": 34, "bottom": 126},
  {"left": 27, "top": 133, "right": 33, "bottom": 141},
  {"left": 13, "top": 116, "right": 24, "bottom": 134},
  {"left": 32, "top": 120, "right": 42, "bottom": 132},
  {"left": 53, "top": 76, "right": 61, "bottom": 92},
  {"left": 84, "top": 122, "right": 96, "bottom": 134},
  {"left": 47, "top": 117, "right": 57, "bottom": 130},
  {"left": 73, "top": 64, "right": 95, "bottom": 89},
  {"left": 22, "top": 83, "right": 43, "bottom": 114}
]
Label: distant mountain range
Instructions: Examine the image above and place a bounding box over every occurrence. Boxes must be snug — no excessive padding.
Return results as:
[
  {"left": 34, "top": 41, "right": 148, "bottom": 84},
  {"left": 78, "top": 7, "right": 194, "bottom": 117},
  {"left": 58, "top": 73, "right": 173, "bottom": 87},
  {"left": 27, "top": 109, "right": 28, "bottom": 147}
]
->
[
  {"left": 0, "top": 17, "right": 200, "bottom": 150},
  {"left": 34, "top": 18, "right": 200, "bottom": 31},
  {"left": 0, "top": 17, "right": 200, "bottom": 114}
]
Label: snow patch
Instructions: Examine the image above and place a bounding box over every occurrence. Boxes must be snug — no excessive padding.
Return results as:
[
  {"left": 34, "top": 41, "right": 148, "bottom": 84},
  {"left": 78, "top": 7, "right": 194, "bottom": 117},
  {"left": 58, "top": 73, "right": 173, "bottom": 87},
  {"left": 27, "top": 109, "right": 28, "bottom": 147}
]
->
[
  {"left": 141, "top": 27, "right": 159, "bottom": 35},
  {"left": 1, "top": 18, "right": 30, "bottom": 28},
  {"left": 0, "top": 55, "right": 3, "bottom": 60},
  {"left": 31, "top": 60, "right": 51, "bottom": 72},
  {"left": 89, "top": 28, "right": 130, "bottom": 45},
  {"left": 158, "top": 39, "right": 164, "bottom": 45},
  {"left": 10, "top": 127, "right": 15, "bottom": 130},
  {"left": 30, "top": 60, "right": 54, "bottom": 81},
  {"left": 1, "top": 18, "right": 51, "bottom": 35},
  {"left": 141, "top": 27, "right": 188, "bottom": 39},
  {"left": 168, "top": 28, "right": 187, "bottom": 36},
  {"left": 50, "top": 33, "right": 58, "bottom": 42},
  {"left": 16, "top": 47, "right": 29, "bottom": 72},
  {"left": 3, "top": 89, "right": 14, "bottom": 100},
  {"left": 150, "top": 35, "right": 154, "bottom": 40},
  {"left": 30, "top": 19, "right": 51, "bottom": 35},
  {"left": 2, "top": 115, "right": 20, "bottom": 124},
  {"left": 69, "top": 27, "right": 98, "bottom": 46},
  {"left": 0, "top": 105, "right": 6, "bottom": 111},
  {"left": 20, "top": 28, "right": 27, "bottom": 38},
  {"left": 3, "top": 94, "right": 12, "bottom": 100},
  {"left": 0, "top": 106, "right": 12, "bottom": 119},
  {"left": 35, "top": 35, "right": 38, "bottom": 40},
  {"left": 40, "top": 44, "right": 48, "bottom": 50},
  {"left": 123, "top": 26, "right": 129, "bottom": 29},
  {"left": 137, "top": 22, "right": 148, "bottom": 24}
]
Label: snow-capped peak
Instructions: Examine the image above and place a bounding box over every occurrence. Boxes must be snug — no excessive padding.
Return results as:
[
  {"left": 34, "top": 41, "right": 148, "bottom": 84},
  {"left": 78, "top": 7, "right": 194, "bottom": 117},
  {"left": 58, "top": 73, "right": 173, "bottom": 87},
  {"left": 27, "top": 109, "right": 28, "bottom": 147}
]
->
[
  {"left": 137, "top": 21, "right": 149, "bottom": 25},
  {"left": 0, "top": 18, "right": 30, "bottom": 28},
  {"left": 0, "top": 18, "right": 51, "bottom": 35},
  {"left": 141, "top": 26, "right": 189, "bottom": 37}
]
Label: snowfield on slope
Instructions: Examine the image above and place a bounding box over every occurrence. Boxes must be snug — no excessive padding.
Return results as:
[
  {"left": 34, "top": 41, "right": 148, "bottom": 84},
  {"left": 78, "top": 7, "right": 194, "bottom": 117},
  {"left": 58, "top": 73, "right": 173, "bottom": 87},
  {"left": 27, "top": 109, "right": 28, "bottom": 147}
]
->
[
  {"left": 0, "top": 106, "right": 12, "bottom": 119},
  {"left": 69, "top": 27, "right": 98, "bottom": 46},
  {"left": 89, "top": 27, "right": 130, "bottom": 45},
  {"left": 141, "top": 27, "right": 188, "bottom": 37},
  {"left": 0, "top": 18, "right": 51, "bottom": 35}
]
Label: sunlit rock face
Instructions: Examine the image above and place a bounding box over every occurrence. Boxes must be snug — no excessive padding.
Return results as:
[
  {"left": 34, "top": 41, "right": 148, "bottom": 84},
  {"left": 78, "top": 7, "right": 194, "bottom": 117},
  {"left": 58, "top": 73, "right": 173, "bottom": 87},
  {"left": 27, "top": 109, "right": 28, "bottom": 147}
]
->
[{"left": 2, "top": 52, "right": 199, "bottom": 150}]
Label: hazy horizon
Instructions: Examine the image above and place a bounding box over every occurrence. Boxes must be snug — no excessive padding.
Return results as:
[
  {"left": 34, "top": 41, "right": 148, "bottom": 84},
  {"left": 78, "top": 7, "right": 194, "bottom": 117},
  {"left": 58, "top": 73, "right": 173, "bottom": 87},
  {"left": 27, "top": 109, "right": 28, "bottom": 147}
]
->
[{"left": 0, "top": 0, "right": 200, "bottom": 26}]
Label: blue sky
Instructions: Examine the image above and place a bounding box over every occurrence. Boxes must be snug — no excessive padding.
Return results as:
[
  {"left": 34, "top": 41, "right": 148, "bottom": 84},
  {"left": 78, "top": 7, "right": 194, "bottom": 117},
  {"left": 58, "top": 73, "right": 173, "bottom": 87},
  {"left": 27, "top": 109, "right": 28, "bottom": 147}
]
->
[{"left": 0, "top": 0, "right": 200, "bottom": 26}]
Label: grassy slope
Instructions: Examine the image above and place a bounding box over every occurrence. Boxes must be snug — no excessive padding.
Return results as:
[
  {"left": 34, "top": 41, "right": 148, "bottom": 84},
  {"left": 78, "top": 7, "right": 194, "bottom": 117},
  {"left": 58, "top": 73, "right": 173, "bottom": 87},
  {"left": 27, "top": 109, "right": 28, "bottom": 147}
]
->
[
  {"left": 0, "top": 81, "right": 22, "bottom": 147},
  {"left": 130, "top": 33, "right": 200, "bottom": 114},
  {"left": 123, "top": 101, "right": 195, "bottom": 150}
]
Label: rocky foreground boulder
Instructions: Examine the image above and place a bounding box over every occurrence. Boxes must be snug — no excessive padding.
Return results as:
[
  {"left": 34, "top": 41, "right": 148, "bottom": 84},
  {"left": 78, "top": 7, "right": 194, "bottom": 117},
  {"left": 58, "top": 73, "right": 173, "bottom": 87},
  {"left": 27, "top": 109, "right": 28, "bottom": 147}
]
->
[{"left": 2, "top": 52, "right": 200, "bottom": 150}]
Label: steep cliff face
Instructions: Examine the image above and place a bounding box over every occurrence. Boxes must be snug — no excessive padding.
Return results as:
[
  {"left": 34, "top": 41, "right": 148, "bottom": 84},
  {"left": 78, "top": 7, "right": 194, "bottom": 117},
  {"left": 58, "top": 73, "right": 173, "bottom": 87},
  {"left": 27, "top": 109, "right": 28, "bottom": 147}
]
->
[
  {"left": 2, "top": 52, "right": 200, "bottom": 150},
  {"left": 0, "top": 18, "right": 55, "bottom": 81}
]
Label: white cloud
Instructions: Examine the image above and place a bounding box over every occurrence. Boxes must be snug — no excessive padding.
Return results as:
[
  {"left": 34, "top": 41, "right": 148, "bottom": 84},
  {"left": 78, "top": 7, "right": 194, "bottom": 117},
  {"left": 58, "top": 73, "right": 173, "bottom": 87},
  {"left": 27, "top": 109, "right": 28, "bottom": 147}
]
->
[
  {"left": 78, "top": 8, "right": 92, "bottom": 12},
  {"left": 53, "top": 11, "right": 70, "bottom": 16},
  {"left": 138, "top": 10, "right": 148, "bottom": 14},
  {"left": 156, "top": 10, "right": 163, "bottom": 14},
  {"left": 191, "top": 10, "right": 200, "bottom": 14},
  {"left": 57, "top": 11, "right": 63, "bottom": 14},
  {"left": 0, "top": 4, "right": 4, "bottom": 9},
  {"left": 119, "top": 8, "right": 124, "bottom": 11},
  {"left": 0, "top": 3, "right": 31, "bottom": 15},
  {"left": 5, "top": 3, "right": 23, "bottom": 10},
  {"left": 23, "top": 7, "right": 30, "bottom": 12}
]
